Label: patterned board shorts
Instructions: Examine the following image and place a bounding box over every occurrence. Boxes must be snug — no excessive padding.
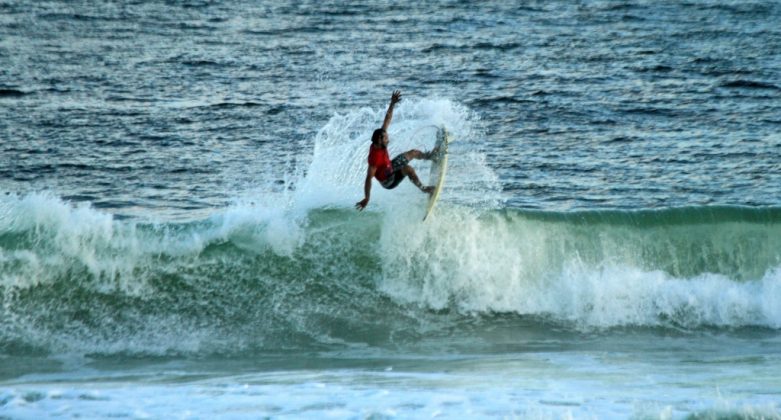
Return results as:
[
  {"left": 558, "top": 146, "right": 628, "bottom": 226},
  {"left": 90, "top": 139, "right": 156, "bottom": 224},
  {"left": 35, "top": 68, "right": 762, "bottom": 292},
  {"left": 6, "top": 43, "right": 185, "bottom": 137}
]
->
[{"left": 380, "top": 153, "right": 409, "bottom": 189}]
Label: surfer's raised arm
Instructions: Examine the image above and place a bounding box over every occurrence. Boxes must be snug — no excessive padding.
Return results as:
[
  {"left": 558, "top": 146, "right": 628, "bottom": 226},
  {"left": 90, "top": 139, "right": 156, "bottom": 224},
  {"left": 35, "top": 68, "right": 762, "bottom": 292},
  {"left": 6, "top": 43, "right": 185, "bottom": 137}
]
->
[{"left": 381, "top": 90, "right": 402, "bottom": 131}]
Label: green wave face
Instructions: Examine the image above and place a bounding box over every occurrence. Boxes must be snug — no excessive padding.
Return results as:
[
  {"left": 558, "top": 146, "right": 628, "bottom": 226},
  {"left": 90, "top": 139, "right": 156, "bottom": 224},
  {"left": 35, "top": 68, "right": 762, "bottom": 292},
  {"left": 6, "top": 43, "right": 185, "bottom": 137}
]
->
[{"left": 2, "top": 194, "right": 781, "bottom": 356}]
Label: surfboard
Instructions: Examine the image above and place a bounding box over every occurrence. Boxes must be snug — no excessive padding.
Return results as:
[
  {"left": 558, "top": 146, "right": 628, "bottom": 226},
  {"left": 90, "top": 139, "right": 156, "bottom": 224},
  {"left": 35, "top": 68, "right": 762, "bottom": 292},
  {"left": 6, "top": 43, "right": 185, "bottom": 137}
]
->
[{"left": 423, "top": 126, "right": 451, "bottom": 221}]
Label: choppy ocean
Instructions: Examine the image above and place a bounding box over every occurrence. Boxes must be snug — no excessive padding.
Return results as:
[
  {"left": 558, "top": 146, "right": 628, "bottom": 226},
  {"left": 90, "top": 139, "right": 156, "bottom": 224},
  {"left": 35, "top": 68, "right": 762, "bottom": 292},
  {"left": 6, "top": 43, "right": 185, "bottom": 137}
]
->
[{"left": 2, "top": 1, "right": 781, "bottom": 418}]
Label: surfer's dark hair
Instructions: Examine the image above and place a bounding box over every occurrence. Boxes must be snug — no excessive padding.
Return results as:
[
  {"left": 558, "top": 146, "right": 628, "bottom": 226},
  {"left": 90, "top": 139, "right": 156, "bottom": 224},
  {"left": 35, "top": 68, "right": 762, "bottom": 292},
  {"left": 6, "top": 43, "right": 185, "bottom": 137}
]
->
[{"left": 371, "top": 128, "right": 385, "bottom": 145}]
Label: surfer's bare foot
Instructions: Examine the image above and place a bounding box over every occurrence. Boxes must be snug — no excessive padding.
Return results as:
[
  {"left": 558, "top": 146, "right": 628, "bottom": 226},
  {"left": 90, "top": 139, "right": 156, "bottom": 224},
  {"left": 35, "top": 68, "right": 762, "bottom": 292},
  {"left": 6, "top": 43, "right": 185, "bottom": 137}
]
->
[{"left": 422, "top": 186, "right": 435, "bottom": 195}]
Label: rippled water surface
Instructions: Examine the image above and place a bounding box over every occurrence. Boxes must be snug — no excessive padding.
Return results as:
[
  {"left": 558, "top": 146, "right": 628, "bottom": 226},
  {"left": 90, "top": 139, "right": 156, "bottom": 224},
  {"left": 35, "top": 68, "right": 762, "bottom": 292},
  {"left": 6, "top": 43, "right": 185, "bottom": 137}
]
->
[{"left": 2, "top": 0, "right": 780, "bottom": 214}]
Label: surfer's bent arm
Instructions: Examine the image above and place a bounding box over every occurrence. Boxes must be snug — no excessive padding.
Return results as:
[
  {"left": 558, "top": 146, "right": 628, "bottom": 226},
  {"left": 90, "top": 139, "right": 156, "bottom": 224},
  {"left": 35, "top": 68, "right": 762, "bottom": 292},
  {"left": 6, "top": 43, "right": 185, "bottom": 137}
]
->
[
  {"left": 356, "top": 165, "right": 377, "bottom": 210},
  {"left": 381, "top": 90, "right": 402, "bottom": 131}
]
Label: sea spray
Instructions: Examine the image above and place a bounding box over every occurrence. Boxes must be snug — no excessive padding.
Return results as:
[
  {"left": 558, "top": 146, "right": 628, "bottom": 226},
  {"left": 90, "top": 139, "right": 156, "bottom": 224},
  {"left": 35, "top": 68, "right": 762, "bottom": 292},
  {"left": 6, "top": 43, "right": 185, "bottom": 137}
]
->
[
  {"left": 296, "top": 97, "right": 500, "bottom": 210},
  {"left": 378, "top": 205, "right": 781, "bottom": 328}
]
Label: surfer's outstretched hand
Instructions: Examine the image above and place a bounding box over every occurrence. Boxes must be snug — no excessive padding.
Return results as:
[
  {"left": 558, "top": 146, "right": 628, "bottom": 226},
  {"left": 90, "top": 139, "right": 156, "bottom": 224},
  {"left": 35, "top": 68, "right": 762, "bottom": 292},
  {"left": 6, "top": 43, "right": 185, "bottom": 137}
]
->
[
  {"left": 355, "top": 198, "right": 369, "bottom": 211},
  {"left": 422, "top": 186, "right": 435, "bottom": 195},
  {"left": 390, "top": 90, "right": 402, "bottom": 105}
]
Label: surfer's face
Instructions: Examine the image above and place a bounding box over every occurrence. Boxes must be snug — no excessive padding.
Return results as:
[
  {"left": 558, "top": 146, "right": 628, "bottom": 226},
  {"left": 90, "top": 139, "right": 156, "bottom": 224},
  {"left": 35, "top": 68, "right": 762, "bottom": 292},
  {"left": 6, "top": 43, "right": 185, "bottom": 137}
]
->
[{"left": 371, "top": 128, "right": 389, "bottom": 148}]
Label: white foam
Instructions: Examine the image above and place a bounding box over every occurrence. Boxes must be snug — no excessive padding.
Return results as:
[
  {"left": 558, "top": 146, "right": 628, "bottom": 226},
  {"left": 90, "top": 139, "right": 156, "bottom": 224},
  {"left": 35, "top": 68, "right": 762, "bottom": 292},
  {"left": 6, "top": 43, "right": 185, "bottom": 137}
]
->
[
  {"left": 377, "top": 205, "right": 781, "bottom": 329},
  {"left": 207, "top": 191, "right": 307, "bottom": 257},
  {"left": 2, "top": 364, "right": 779, "bottom": 419},
  {"left": 0, "top": 192, "right": 146, "bottom": 294}
]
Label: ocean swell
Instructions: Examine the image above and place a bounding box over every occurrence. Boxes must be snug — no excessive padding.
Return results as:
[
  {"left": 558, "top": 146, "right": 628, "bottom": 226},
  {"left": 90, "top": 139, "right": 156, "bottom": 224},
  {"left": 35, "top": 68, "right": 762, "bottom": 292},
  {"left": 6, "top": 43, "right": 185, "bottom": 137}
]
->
[{"left": 1, "top": 193, "right": 780, "bottom": 356}]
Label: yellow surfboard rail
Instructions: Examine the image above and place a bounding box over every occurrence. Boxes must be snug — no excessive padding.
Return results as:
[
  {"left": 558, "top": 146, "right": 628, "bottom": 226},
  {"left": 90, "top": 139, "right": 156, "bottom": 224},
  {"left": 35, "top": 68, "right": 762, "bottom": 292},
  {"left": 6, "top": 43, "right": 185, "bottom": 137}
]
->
[{"left": 423, "top": 126, "right": 450, "bottom": 221}]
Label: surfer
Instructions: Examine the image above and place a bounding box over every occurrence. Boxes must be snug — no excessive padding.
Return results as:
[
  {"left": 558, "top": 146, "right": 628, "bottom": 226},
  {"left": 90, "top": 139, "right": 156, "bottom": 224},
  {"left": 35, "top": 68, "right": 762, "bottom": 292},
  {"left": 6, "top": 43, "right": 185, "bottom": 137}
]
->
[{"left": 355, "top": 90, "right": 435, "bottom": 211}]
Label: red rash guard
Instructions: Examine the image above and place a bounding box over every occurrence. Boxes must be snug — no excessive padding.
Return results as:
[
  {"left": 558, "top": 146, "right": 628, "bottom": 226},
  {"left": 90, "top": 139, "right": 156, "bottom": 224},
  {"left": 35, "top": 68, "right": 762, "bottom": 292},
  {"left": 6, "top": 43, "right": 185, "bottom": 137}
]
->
[{"left": 368, "top": 144, "right": 392, "bottom": 181}]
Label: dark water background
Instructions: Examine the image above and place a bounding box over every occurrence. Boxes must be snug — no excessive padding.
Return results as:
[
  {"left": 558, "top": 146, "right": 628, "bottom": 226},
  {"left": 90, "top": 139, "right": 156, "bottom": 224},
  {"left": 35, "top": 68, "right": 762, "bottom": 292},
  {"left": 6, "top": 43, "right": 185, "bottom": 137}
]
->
[{"left": 2, "top": 1, "right": 780, "bottom": 215}]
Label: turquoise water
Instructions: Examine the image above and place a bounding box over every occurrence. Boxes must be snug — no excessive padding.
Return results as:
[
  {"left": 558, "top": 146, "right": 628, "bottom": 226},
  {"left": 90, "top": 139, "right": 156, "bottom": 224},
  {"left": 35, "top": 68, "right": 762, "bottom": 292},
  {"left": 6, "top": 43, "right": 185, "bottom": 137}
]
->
[{"left": 2, "top": 0, "right": 781, "bottom": 418}]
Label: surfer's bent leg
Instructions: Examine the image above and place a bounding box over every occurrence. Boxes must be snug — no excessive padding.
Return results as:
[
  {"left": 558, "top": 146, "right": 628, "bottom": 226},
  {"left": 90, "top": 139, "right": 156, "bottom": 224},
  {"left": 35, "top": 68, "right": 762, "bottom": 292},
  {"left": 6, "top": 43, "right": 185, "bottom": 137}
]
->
[
  {"left": 401, "top": 165, "right": 422, "bottom": 188},
  {"left": 402, "top": 149, "right": 427, "bottom": 161},
  {"left": 407, "top": 148, "right": 437, "bottom": 160},
  {"left": 386, "top": 152, "right": 433, "bottom": 193},
  {"left": 401, "top": 165, "right": 433, "bottom": 194}
]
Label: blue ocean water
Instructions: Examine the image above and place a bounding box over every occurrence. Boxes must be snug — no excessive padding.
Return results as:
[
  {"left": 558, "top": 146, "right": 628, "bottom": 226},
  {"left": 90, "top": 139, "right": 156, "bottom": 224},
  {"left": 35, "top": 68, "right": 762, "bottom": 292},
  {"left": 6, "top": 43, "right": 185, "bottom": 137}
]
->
[{"left": 2, "top": 0, "right": 781, "bottom": 418}]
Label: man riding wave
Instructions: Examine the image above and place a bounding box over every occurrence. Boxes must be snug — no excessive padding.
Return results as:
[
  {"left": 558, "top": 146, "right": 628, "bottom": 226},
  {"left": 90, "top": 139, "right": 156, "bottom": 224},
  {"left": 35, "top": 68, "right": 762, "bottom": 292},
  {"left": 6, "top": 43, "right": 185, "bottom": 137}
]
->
[{"left": 355, "top": 90, "right": 435, "bottom": 211}]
